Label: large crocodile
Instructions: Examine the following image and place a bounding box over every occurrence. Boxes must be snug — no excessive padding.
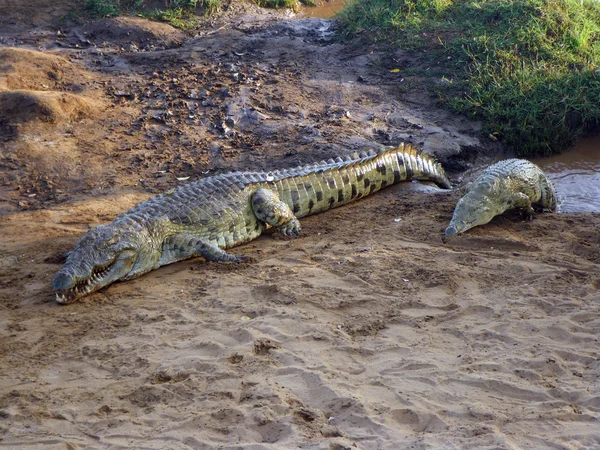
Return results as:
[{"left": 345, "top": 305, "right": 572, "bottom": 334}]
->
[
  {"left": 53, "top": 144, "right": 451, "bottom": 304},
  {"left": 443, "top": 158, "right": 557, "bottom": 241}
]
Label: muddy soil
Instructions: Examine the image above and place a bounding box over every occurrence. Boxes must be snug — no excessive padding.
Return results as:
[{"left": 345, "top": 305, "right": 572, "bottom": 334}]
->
[{"left": 1, "top": 3, "right": 599, "bottom": 449}]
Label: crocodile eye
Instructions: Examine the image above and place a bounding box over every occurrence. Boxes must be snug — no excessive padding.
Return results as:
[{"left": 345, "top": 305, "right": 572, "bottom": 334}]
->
[{"left": 98, "top": 233, "right": 119, "bottom": 249}]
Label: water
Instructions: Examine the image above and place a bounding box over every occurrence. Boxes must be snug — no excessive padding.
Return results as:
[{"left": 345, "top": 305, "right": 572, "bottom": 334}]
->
[
  {"left": 534, "top": 136, "right": 600, "bottom": 213},
  {"left": 298, "top": 0, "right": 348, "bottom": 18}
]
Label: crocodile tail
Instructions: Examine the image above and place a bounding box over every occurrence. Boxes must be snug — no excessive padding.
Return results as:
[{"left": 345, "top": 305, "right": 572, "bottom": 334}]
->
[
  {"left": 540, "top": 173, "right": 558, "bottom": 211},
  {"left": 391, "top": 144, "right": 452, "bottom": 189}
]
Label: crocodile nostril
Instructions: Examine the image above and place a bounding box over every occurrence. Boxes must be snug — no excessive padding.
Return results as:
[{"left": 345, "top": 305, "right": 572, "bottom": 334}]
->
[
  {"left": 444, "top": 226, "right": 457, "bottom": 237},
  {"left": 52, "top": 271, "right": 74, "bottom": 290}
]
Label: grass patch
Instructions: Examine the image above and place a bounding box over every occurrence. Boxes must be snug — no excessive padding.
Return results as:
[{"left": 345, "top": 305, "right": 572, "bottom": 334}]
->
[
  {"left": 256, "top": 0, "right": 299, "bottom": 10},
  {"left": 82, "top": 0, "right": 222, "bottom": 28},
  {"left": 82, "top": 0, "right": 320, "bottom": 28},
  {"left": 255, "top": 0, "right": 322, "bottom": 12},
  {"left": 337, "top": 0, "right": 600, "bottom": 156},
  {"left": 83, "top": 0, "right": 121, "bottom": 17},
  {"left": 145, "top": 6, "right": 199, "bottom": 28},
  {"left": 83, "top": 0, "right": 320, "bottom": 25}
]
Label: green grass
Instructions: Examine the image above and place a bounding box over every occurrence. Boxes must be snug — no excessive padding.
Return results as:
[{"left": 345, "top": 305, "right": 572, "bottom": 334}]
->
[
  {"left": 83, "top": 0, "right": 121, "bottom": 17},
  {"left": 82, "top": 0, "right": 222, "bottom": 28},
  {"left": 255, "top": 0, "right": 321, "bottom": 11},
  {"left": 83, "top": 0, "right": 319, "bottom": 24},
  {"left": 145, "top": 6, "right": 199, "bottom": 28},
  {"left": 256, "top": 0, "right": 299, "bottom": 10},
  {"left": 337, "top": 0, "right": 600, "bottom": 156},
  {"left": 83, "top": 0, "right": 320, "bottom": 28}
]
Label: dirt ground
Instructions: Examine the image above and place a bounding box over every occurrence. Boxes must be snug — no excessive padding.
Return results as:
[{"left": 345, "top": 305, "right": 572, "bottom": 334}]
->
[{"left": 1, "top": 2, "right": 599, "bottom": 449}]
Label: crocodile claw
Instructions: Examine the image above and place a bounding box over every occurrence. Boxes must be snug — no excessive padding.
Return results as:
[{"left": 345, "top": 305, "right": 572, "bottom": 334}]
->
[
  {"left": 227, "top": 253, "right": 249, "bottom": 263},
  {"left": 520, "top": 209, "right": 535, "bottom": 221},
  {"left": 279, "top": 219, "right": 301, "bottom": 237}
]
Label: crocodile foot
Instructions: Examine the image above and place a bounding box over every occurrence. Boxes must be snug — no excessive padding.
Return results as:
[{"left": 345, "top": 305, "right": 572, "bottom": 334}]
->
[
  {"left": 278, "top": 218, "right": 301, "bottom": 237},
  {"left": 520, "top": 208, "right": 535, "bottom": 221}
]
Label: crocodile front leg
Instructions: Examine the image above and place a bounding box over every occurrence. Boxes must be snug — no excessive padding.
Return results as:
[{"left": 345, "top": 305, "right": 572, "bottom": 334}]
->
[
  {"left": 512, "top": 192, "right": 536, "bottom": 220},
  {"left": 252, "top": 188, "right": 301, "bottom": 237},
  {"left": 161, "top": 234, "right": 246, "bottom": 264}
]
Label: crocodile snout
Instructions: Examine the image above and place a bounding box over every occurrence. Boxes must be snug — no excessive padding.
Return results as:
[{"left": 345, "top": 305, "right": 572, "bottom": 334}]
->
[
  {"left": 52, "top": 270, "right": 75, "bottom": 291},
  {"left": 442, "top": 225, "right": 457, "bottom": 243}
]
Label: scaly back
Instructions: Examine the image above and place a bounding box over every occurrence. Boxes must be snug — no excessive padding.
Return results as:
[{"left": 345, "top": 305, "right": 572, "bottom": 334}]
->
[{"left": 119, "top": 144, "right": 451, "bottom": 225}]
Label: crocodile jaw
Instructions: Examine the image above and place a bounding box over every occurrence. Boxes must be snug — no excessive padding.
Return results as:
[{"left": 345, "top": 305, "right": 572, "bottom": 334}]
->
[
  {"left": 53, "top": 270, "right": 102, "bottom": 304},
  {"left": 52, "top": 224, "right": 142, "bottom": 304},
  {"left": 53, "top": 251, "right": 136, "bottom": 304}
]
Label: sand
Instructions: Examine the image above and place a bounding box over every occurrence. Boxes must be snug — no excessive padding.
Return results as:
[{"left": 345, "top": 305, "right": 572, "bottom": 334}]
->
[
  {"left": 0, "top": 3, "right": 599, "bottom": 449},
  {"left": 1, "top": 184, "right": 599, "bottom": 449}
]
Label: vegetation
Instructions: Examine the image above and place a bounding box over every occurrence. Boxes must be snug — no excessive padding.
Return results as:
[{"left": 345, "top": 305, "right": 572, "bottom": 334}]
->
[
  {"left": 145, "top": 5, "right": 200, "bottom": 29},
  {"left": 83, "top": 0, "right": 121, "bottom": 17},
  {"left": 83, "top": 0, "right": 319, "bottom": 26},
  {"left": 255, "top": 0, "right": 300, "bottom": 10},
  {"left": 82, "top": 0, "right": 221, "bottom": 28},
  {"left": 255, "top": 0, "right": 319, "bottom": 11},
  {"left": 337, "top": 0, "right": 600, "bottom": 155}
]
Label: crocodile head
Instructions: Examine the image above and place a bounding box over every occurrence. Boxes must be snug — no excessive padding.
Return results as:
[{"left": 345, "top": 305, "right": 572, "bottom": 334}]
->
[
  {"left": 52, "top": 224, "right": 148, "bottom": 304},
  {"left": 443, "top": 193, "right": 497, "bottom": 241}
]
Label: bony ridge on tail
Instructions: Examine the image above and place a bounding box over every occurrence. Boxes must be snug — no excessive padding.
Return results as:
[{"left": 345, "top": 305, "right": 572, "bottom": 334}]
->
[
  {"left": 53, "top": 144, "right": 451, "bottom": 304},
  {"left": 443, "top": 158, "right": 557, "bottom": 242}
]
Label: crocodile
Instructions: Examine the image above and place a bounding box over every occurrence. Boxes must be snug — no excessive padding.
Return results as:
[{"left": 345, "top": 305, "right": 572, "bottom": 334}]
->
[
  {"left": 52, "top": 144, "right": 451, "bottom": 304},
  {"left": 443, "top": 158, "right": 557, "bottom": 241}
]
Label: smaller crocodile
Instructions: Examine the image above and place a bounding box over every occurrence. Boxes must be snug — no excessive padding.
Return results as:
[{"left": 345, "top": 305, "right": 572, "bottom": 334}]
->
[
  {"left": 53, "top": 144, "right": 451, "bottom": 304},
  {"left": 443, "top": 158, "right": 557, "bottom": 240}
]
